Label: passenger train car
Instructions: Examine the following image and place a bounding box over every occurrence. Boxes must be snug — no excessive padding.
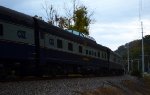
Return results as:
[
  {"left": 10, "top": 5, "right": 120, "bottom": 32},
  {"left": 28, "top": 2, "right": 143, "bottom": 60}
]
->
[{"left": 0, "top": 6, "right": 124, "bottom": 78}]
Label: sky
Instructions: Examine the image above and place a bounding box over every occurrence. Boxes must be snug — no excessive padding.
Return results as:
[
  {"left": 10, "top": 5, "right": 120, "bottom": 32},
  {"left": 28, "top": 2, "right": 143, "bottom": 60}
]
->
[{"left": 0, "top": 0, "right": 150, "bottom": 51}]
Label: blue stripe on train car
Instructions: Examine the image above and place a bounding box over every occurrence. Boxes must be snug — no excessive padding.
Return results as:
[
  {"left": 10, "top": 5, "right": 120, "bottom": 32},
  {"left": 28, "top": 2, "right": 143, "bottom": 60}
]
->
[
  {"left": 0, "top": 40, "right": 35, "bottom": 61},
  {"left": 40, "top": 47, "right": 109, "bottom": 68}
]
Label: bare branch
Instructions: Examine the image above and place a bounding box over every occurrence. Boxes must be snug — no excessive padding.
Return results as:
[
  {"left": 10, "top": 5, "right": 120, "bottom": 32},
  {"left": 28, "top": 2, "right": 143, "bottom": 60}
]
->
[{"left": 42, "top": 1, "right": 59, "bottom": 26}]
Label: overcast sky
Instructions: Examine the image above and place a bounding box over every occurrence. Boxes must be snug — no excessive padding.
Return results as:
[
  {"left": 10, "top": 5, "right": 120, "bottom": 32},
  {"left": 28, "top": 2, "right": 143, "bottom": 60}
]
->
[{"left": 0, "top": 0, "right": 150, "bottom": 51}]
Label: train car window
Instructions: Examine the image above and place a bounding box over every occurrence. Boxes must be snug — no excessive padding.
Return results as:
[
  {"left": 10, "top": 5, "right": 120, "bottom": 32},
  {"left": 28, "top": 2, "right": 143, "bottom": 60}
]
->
[
  {"left": 95, "top": 52, "right": 96, "bottom": 56},
  {"left": 79, "top": 46, "right": 82, "bottom": 53},
  {"left": 49, "top": 39, "right": 54, "bottom": 45},
  {"left": 68, "top": 43, "right": 73, "bottom": 51},
  {"left": 40, "top": 32, "right": 44, "bottom": 39},
  {"left": 92, "top": 51, "right": 94, "bottom": 56},
  {"left": 0, "top": 24, "right": 3, "bottom": 36},
  {"left": 102, "top": 53, "right": 104, "bottom": 58},
  {"left": 98, "top": 52, "right": 100, "bottom": 57},
  {"left": 105, "top": 53, "right": 107, "bottom": 59},
  {"left": 103, "top": 53, "right": 105, "bottom": 59},
  {"left": 89, "top": 51, "right": 91, "bottom": 55},
  {"left": 86, "top": 50, "right": 88, "bottom": 55},
  {"left": 73, "top": 30, "right": 79, "bottom": 35},
  {"left": 57, "top": 39, "right": 63, "bottom": 48}
]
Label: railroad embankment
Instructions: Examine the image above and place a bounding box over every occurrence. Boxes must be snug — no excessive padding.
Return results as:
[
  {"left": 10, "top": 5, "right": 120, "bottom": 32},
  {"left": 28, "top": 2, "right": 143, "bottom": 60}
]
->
[
  {"left": 81, "top": 74, "right": 150, "bottom": 95},
  {"left": 0, "top": 75, "right": 149, "bottom": 95}
]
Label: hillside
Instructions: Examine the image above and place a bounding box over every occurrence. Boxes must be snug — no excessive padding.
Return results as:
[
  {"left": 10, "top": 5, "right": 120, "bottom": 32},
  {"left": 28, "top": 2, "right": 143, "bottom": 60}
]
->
[{"left": 115, "top": 35, "right": 150, "bottom": 72}]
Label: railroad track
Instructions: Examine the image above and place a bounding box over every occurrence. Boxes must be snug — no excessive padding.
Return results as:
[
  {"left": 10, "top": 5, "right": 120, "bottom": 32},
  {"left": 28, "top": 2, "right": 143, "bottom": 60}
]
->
[{"left": 0, "top": 74, "right": 107, "bottom": 82}]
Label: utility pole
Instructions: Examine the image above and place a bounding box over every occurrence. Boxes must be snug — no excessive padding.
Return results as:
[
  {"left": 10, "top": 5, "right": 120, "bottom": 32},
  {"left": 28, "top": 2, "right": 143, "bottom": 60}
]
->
[
  {"left": 139, "top": 0, "right": 145, "bottom": 75},
  {"left": 141, "top": 21, "right": 145, "bottom": 74},
  {"left": 137, "top": 59, "right": 140, "bottom": 71},
  {"left": 127, "top": 44, "right": 130, "bottom": 73},
  {"left": 148, "top": 60, "right": 150, "bottom": 72}
]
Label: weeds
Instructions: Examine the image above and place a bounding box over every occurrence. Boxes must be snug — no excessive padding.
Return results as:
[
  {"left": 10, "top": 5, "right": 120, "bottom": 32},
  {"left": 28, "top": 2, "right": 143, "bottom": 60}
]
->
[
  {"left": 81, "top": 87, "right": 124, "bottom": 95},
  {"left": 80, "top": 75, "right": 150, "bottom": 95}
]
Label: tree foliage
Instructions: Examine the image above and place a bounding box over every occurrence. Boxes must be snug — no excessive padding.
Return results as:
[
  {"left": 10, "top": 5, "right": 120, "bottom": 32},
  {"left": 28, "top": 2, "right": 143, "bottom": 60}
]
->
[
  {"left": 42, "top": 0, "right": 94, "bottom": 35},
  {"left": 70, "top": 6, "right": 91, "bottom": 35},
  {"left": 116, "top": 35, "right": 150, "bottom": 59},
  {"left": 115, "top": 35, "right": 150, "bottom": 72}
]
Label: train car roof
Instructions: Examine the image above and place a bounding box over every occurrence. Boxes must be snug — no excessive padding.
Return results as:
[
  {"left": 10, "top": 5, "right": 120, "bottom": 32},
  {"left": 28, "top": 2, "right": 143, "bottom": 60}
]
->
[
  {"left": 37, "top": 19, "right": 108, "bottom": 51},
  {"left": 0, "top": 6, "right": 34, "bottom": 28},
  {"left": 37, "top": 19, "right": 86, "bottom": 44}
]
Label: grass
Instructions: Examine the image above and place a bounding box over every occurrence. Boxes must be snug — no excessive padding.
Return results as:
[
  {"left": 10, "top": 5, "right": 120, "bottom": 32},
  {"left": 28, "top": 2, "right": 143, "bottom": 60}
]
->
[{"left": 143, "top": 75, "right": 150, "bottom": 89}]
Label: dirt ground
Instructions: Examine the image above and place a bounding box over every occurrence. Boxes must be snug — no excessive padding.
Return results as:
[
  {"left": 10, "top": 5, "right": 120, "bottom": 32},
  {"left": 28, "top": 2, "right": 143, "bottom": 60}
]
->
[{"left": 80, "top": 75, "right": 150, "bottom": 95}]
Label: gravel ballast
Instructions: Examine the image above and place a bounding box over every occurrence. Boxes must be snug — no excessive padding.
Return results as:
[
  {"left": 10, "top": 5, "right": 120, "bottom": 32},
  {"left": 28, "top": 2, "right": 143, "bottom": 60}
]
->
[{"left": 0, "top": 75, "right": 136, "bottom": 95}]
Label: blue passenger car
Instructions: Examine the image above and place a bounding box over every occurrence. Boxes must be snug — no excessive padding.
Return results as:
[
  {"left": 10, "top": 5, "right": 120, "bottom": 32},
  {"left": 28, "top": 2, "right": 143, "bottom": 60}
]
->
[{"left": 0, "top": 6, "right": 124, "bottom": 79}]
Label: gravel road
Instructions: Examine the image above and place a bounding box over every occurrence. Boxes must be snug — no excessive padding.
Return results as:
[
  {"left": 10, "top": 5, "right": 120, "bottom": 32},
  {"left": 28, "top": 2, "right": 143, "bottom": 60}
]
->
[{"left": 0, "top": 75, "right": 136, "bottom": 95}]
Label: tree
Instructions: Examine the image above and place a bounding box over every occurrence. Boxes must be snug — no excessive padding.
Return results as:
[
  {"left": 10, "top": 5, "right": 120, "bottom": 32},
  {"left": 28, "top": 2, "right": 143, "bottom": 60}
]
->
[
  {"left": 34, "top": 15, "right": 43, "bottom": 20},
  {"left": 115, "top": 35, "right": 150, "bottom": 73},
  {"left": 42, "top": 1, "right": 59, "bottom": 25},
  {"left": 65, "top": 0, "right": 94, "bottom": 35},
  {"left": 71, "top": 6, "right": 92, "bottom": 35},
  {"left": 42, "top": 1, "right": 70, "bottom": 28},
  {"left": 42, "top": 0, "right": 94, "bottom": 35},
  {"left": 58, "top": 17, "right": 68, "bottom": 29}
]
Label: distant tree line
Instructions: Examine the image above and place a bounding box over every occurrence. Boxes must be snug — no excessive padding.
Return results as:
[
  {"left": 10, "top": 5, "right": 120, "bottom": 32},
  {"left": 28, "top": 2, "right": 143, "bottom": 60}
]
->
[{"left": 115, "top": 35, "right": 150, "bottom": 73}]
